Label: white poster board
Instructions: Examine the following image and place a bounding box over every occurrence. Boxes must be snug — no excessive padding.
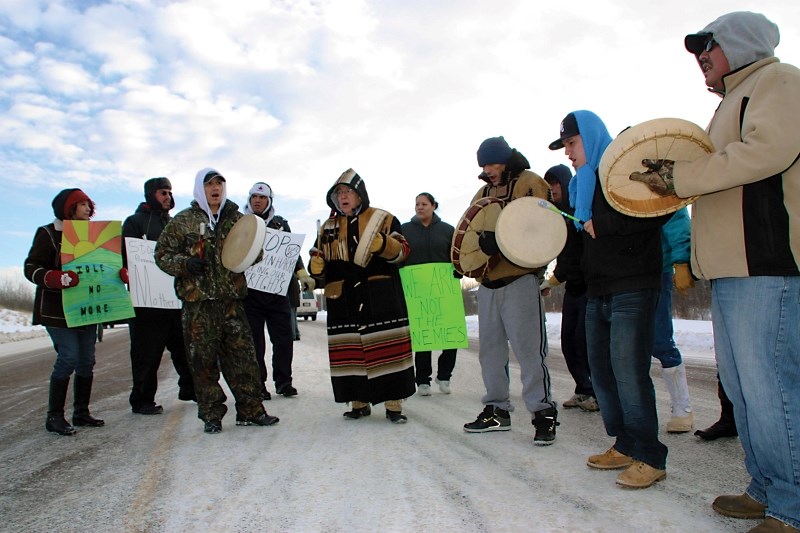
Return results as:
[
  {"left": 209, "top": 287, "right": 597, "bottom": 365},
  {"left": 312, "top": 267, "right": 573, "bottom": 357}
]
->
[
  {"left": 124, "top": 237, "right": 181, "bottom": 309},
  {"left": 245, "top": 228, "right": 305, "bottom": 295}
]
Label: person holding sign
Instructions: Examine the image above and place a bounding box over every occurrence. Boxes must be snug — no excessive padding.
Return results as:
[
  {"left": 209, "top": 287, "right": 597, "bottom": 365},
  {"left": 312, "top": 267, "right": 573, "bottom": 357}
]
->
[
  {"left": 155, "top": 168, "right": 279, "bottom": 434},
  {"left": 24, "top": 189, "right": 108, "bottom": 436},
  {"left": 242, "top": 181, "right": 315, "bottom": 399},
  {"left": 309, "top": 169, "right": 416, "bottom": 424},
  {"left": 401, "top": 192, "right": 458, "bottom": 396},
  {"left": 461, "top": 137, "right": 558, "bottom": 446},
  {"left": 122, "top": 177, "right": 195, "bottom": 416}
]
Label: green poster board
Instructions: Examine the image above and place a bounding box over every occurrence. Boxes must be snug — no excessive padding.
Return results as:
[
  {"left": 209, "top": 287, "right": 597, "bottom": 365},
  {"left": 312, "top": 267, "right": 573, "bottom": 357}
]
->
[
  {"left": 61, "top": 220, "right": 135, "bottom": 327},
  {"left": 400, "top": 262, "right": 468, "bottom": 351}
]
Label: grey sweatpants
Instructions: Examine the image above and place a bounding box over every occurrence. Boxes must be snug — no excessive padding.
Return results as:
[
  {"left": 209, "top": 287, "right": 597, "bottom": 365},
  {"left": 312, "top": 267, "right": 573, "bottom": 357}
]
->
[{"left": 477, "top": 274, "right": 554, "bottom": 416}]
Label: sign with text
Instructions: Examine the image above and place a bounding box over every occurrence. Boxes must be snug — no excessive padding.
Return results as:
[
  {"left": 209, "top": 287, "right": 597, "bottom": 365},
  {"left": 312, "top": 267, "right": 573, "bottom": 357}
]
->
[
  {"left": 61, "top": 220, "right": 135, "bottom": 327},
  {"left": 400, "top": 262, "right": 468, "bottom": 351},
  {"left": 124, "top": 237, "right": 181, "bottom": 309},
  {"left": 245, "top": 228, "right": 305, "bottom": 295}
]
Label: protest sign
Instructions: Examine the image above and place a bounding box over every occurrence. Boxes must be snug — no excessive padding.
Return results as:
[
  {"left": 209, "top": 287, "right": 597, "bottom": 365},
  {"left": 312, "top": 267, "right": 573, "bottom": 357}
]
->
[
  {"left": 400, "top": 262, "right": 468, "bottom": 351},
  {"left": 124, "top": 237, "right": 181, "bottom": 309},
  {"left": 61, "top": 220, "right": 135, "bottom": 327},
  {"left": 245, "top": 228, "right": 305, "bottom": 295}
]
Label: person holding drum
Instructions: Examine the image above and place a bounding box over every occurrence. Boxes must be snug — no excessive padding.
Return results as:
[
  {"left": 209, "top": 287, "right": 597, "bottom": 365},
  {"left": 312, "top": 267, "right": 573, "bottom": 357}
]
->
[
  {"left": 630, "top": 11, "right": 800, "bottom": 529},
  {"left": 242, "top": 181, "right": 315, "bottom": 399},
  {"left": 25, "top": 189, "right": 110, "bottom": 435},
  {"left": 460, "top": 136, "right": 559, "bottom": 446},
  {"left": 308, "top": 169, "right": 416, "bottom": 424},
  {"left": 122, "top": 177, "right": 196, "bottom": 416},
  {"left": 549, "top": 111, "right": 670, "bottom": 488},
  {"left": 155, "top": 168, "right": 279, "bottom": 434},
  {"left": 401, "top": 192, "right": 458, "bottom": 396},
  {"left": 540, "top": 164, "right": 598, "bottom": 413}
]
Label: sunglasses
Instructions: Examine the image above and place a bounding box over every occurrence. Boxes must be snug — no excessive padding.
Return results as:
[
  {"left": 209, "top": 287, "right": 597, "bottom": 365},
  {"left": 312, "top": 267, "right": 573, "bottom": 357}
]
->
[{"left": 703, "top": 38, "right": 717, "bottom": 53}]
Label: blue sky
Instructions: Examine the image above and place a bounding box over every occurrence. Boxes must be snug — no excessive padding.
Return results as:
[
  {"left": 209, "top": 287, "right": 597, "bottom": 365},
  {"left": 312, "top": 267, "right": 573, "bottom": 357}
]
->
[{"left": 2, "top": 0, "right": 799, "bottom": 277}]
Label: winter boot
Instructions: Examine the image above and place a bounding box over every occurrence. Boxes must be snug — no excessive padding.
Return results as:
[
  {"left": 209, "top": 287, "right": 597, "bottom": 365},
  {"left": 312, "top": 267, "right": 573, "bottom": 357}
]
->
[
  {"left": 45, "top": 377, "right": 76, "bottom": 436},
  {"left": 695, "top": 378, "right": 737, "bottom": 440},
  {"left": 72, "top": 374, "right": 105, "bottom": 427},
  {"left": 662, "top": 364, "right": 693, "bottom": 433}
]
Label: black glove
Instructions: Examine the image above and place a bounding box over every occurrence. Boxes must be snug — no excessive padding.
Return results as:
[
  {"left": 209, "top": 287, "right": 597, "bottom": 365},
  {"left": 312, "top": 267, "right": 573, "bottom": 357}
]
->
[
  {"left": 453, "top": 270, "right": 464, "bottom": 279},
  {"left": 187, "top": 257, "right": 209, "bottom": 275},
  {"left": 478, "top": 231, "right": 500, "bottom": 256}
]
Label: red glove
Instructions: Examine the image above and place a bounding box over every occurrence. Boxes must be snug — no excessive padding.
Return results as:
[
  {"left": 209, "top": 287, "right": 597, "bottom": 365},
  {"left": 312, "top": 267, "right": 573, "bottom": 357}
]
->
[
  {"left": 119, "top": 267, "right": 129, "bottom": 284},
  {"left": 44, "top": 270, "right": 80, "bottom": 289}
]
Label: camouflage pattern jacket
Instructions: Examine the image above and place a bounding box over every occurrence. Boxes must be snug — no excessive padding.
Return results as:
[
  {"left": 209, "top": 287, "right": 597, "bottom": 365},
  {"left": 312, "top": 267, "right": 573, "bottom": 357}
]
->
[{"left": 155, "top": 200, "right": 248, "bottom": 302}]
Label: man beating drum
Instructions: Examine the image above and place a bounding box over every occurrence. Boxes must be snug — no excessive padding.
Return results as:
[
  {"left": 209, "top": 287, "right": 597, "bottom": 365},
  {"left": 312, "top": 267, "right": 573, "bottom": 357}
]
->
[{"left": 458, "top": 136, "right": 559, "bottom": 445}]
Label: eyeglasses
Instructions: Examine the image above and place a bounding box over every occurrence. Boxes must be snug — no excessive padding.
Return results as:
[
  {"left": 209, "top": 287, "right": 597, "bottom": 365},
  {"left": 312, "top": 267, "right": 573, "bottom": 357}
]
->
[
  {"left": 335, "top": 188, "right": 354, "bottom": 196},
  {"left": 703, "top": 38, "right": 717, "bottom": 53}
]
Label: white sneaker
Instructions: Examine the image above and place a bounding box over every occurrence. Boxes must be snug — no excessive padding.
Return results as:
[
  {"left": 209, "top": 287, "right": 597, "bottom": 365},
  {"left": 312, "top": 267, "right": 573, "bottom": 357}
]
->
[
  {"left": 436, "top": 379, "right": 451, "bottom": 394},
  {"left": 418, "top": 384, "right": 432, "bottom": 396}
]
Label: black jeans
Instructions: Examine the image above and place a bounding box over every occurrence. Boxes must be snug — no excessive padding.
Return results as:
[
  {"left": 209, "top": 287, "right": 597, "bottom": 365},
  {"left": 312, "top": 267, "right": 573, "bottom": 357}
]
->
[
  {"left": 414, "top": 349, "right": 457, "bottom": 385},
  {"left": 244, "top": 291, "right": 294, "bottom": 389}
]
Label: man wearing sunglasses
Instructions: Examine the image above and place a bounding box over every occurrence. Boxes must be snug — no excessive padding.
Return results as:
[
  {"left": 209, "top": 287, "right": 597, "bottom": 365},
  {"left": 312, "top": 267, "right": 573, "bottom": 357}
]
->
[{"left": 630, "top": 11, "right": 800, "bottom": 532}]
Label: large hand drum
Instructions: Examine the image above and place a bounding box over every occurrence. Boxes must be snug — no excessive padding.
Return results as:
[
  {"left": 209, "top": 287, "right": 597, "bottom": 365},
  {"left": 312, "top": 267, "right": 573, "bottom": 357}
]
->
[
  {"left": 451, "top": 197, "right": 505, "bottom": 278},
  {"left": 222, "top": 214, "right": 267, "bottom": 273},
  {"left": 600, "top": 118, "right": 714, "bottom": 217},
  {"left": 495, "top": 197, "right": 567, "bottom": 268}
]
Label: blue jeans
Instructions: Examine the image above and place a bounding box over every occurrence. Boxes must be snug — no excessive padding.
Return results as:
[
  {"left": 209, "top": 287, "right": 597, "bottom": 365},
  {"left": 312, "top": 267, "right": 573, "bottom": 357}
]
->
[
  {"left": 46, "top": 325, "right": 97, "bottom": 379},
  {"left": 586, "top": 289, "right": 667, "bottom": 469},
  {"left": 653, "top": 272, "right": 682, "bottom": 368},
  {"left": 712, "top": 277, "right": 800, "bottom": 528}
]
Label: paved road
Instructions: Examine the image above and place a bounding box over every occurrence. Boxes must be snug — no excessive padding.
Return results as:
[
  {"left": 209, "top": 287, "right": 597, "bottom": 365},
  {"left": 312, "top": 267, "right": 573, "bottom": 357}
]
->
[{"left": 0, "top": 321, "right": 751, "bottom": 532}]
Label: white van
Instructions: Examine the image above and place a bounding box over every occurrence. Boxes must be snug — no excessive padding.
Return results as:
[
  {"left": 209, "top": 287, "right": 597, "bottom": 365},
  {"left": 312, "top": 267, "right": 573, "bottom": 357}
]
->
[{"left": 297, "top": 290, "right": 318, "bottom": 321}]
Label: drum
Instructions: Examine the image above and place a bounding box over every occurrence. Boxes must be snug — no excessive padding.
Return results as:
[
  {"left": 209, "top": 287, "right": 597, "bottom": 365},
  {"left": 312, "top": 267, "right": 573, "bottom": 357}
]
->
[
  {"left": 221, "top": 214, "right": 267, "bottom": 273},
  {"left": 495, "top": 197, "right": 567, "bottom": 268},
  {"left": 599, "top": 118, "right": 714, "bottom": 217},
  {"left": 353, "top": 209, "right": 388, "bottom": 268},
  {"left": 451, "top": 197, "right": 505, "bottom": 278}
]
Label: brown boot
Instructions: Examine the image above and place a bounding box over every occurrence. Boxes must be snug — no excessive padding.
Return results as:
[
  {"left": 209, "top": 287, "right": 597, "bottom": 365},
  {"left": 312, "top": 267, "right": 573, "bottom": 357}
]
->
[
  {"left": 712, "top": 493, "right": 766, "bottom": 519},
  {"left": 587, "top": 447, "right": 633, "bottom": 470},
  {"left": 615, "top": 461, "right": 666, "bottom": 489},
  {"left": 747, "top": 517, "right": 800, "bottom": 532}
]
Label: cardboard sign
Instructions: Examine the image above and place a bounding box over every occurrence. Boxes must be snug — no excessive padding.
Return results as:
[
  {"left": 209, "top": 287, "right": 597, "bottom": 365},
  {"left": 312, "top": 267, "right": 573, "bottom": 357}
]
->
[
  {"left": 61, "top": 220, "right": 135, "bottom": 327},
  {"left": 400, "top": 262, "right": 468, "bottom": 351},
  {"left": 245, "top": 228, "right": 305, "bottom": 295},
  {"left": 124, "top": 237, "right": 181, "bottom": 309}
]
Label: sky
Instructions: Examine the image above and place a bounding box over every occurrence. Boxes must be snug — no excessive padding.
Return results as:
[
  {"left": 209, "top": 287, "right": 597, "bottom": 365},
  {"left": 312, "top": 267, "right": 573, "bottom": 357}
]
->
[{"left": 2, "top": 0, "right": 799, "bottom": 276}]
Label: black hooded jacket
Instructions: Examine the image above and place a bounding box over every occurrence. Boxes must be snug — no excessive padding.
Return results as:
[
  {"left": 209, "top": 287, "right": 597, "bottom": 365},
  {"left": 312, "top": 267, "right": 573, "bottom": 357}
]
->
[{"left": 546, "top": 165, "right": 587, "bottom": 295}]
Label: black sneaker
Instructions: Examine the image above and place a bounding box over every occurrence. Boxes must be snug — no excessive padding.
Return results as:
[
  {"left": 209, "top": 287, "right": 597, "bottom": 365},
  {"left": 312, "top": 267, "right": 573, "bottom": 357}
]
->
[
  {"left": 386, "top": 410, "right": 408, "bottom": 424},
  {"left": 277, "top": 384, "right": 298, "bottom": 397},
  {"left": 204, "top": 420, "right": 222, "bottom": 434},
  {"left": 343, "top": 405, "right": 371, "bottom": 419},
  {"left": 464, "top": 405, "right": 511, "bottom": 433},
  {"left": 236, "top": 413, "right": 280, "bottom": 426},
  {"left": 532, "top": 407, "right": 559, "bottom": 445},
  {"left": 132, "top": 404, "right": 164, "bottom": 415}
]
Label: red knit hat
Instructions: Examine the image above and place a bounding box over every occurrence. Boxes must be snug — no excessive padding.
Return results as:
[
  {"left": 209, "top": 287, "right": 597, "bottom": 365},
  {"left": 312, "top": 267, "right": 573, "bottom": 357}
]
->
[{"left": 63, "top": 189, "right": 95, "bottom": 219}]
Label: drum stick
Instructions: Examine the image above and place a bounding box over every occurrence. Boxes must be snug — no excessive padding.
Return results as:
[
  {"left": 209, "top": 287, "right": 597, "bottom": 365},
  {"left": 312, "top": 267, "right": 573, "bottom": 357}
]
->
[
  {"left": 537, "top": 199, "right": 585, "bottom": 226},
  {"left": 198, "top": 223, "right": 206, "bottom": 260}
]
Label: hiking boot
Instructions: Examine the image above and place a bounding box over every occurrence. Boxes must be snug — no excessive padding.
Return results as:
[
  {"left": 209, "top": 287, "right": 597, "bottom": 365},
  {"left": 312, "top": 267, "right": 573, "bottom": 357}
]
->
[
  {"left": 236, "top": 413, "right": 280, "bottom": 426},
  {"left": 587, "top": 447, "right": 634, "bottom": 470},
  {"left": 436, "top": 379, "right": 451, "bottom": 394},
  {"left": 667, "top": 412, "right": 694, "bottom": 433},
  {"left": 532, "top": 407, "right": 559, "bottom": 445},
  {"left": 578, "top": 396, "right": 600, "bottom": 412},
  {"left": 132, "top": 404, "right": 164, "bottom": 415},
  {"left": 563, "top": 394, "right": 589, "bottom": 408},
  {"left": 747, "top": 517, "right": 800, "bottom": 532},
  {"left": 616, "top": 461, "right": 666, "bottom": 489},
  {"left": 386, "top": 410, "right": 408, "bottom": 424},
  {"left": 277, "top": 384, "right": 298, "bottom": 397},
  {"left": 46, "top": 415, "right": 77, "bottom": 436},
  {"left": 343, "top": 405, "right": 371, "bottom": 419},
  {"left": 695, "top": 419, "right": 737, "bottom": 440},
  {"left": 464, "top": 405, "right": 511, "bottom": 433},
  {"left": 204, "top": 420, "right": 222, "bottom": 434},
  {"left": 712, "top": 493, "right": 766, "bottom": 519},
  {"left": 418, "top": 384, "right": 432, "bottom": 396}
]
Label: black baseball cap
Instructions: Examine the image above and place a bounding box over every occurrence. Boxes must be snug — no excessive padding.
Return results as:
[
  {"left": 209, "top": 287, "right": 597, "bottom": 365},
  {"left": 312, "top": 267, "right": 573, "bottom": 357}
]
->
[{"left": 548, "top": 113, "right": 579, "bottom": 151}]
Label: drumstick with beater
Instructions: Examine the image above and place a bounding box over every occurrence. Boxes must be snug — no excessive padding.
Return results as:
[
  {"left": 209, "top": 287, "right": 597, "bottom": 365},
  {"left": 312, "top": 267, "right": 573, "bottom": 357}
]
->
[
  {"left": 198, "top": 222, "right": 206, "bottom": 260},
  {"left": 537, "top": 199, "right": 585, "bottom": 226}
]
